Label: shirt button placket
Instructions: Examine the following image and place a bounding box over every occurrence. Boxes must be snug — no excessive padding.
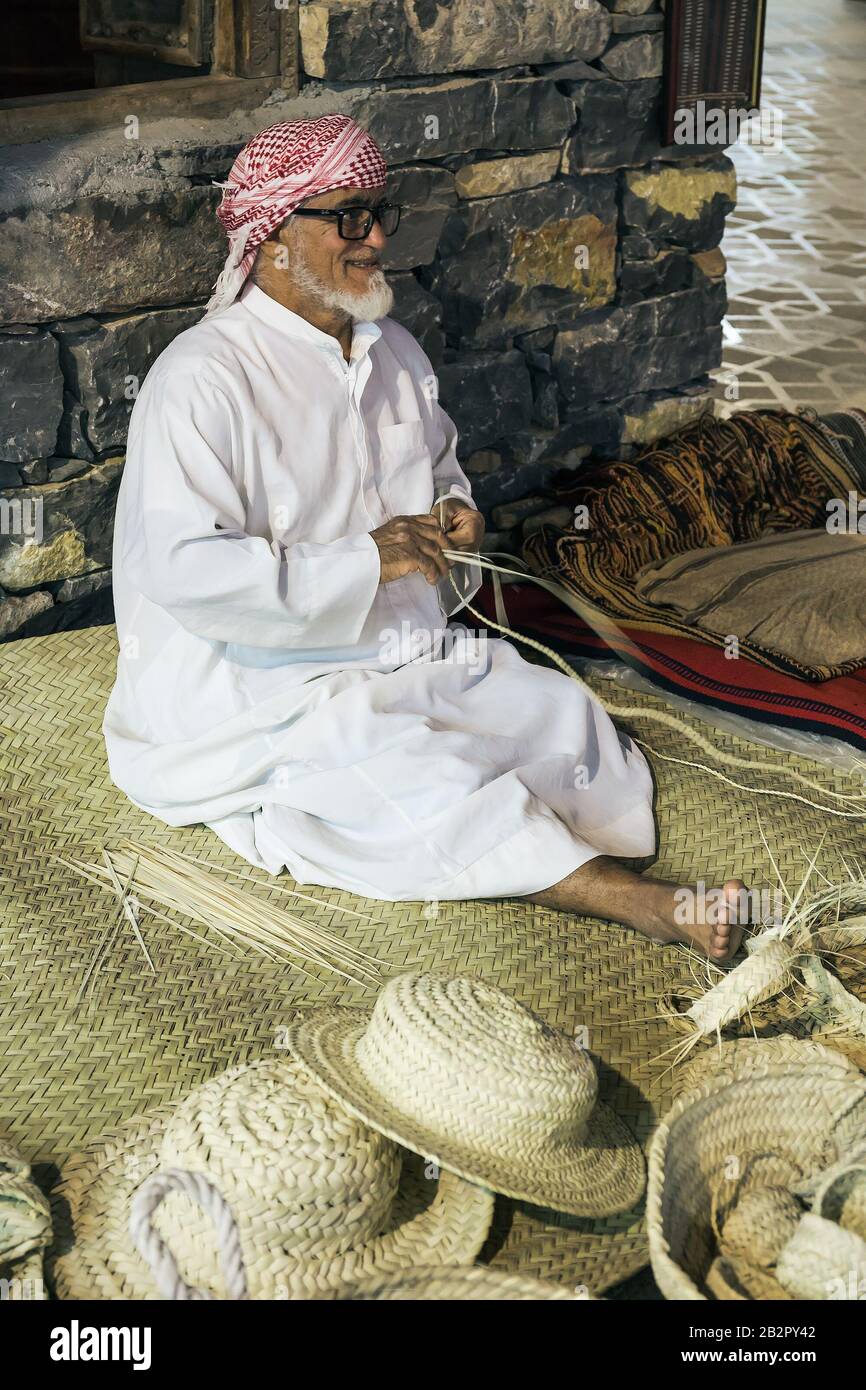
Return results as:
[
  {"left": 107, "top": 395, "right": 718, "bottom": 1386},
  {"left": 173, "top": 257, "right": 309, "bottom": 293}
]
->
[{"left": 349, "top": 359, "right": 386, "bottom": 528}]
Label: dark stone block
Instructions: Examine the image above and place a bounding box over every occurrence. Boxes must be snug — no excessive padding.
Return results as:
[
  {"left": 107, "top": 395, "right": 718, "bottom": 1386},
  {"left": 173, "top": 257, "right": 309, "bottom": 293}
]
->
[
  {"left": 357, "top": 76, "right": 577, "bottom": 164},
  {"left": 48, "top": 457, "right": 91, "bottom": 482},
  {"left": 57, "top": 569, "right": 112, "bottom": 603},
  {"left": 389, "top": 274, "right": 445, "bottom": 365},
  {"left": 560, "top": 401, "right": 627, "bottom": 448},
  {"left": 0, "top": 189, "right": 222, "bottom": 324},
  {"left": 437, "top": 350, "right": 533, "bottom": 458},
  {"left": 646, "top": 327, "right": 722, "bottom": 391},
  {"left": 562, "top": 78, "right": 726, "bottom": 172},
  {"left": 54, "top": 306, "right": 201, "bottom": 455},
  {"left": 622, "top": 158, "right": 737, "bottom": 250},
  {"left": 621, "top": 233, "right": 657, "bottom": 260},
  {"left": 0, "top": 458, "right": 122, "bottom": 592},
  {"left": 429, "top": 177, "right": 618, "bottom": 348},
  {"left": 56, "top": 389, "right": 96, "bottom": 463},
  {"left": 619, "top": 248, "right": 696, "bottom": 303},
  {"left": 0, "top": 330, "right": 63, "bottom": 463},
  {"left": 599, "top": 33, "right": 663, "bottom": 80},
  {"left": 530, "top": 370, "right": 560, "bottom": 429},
  {"left": 540, "top": 59, "right": 606, "bottom": 81},
  {"left": 554, "top": 287, "right": 726, "bottom": 405},
  {"left": 654, "top": 284, "right": 727, "bottom": 335},
  {"left": 300, "top": 0, "right": 611, "bottom": 81},
  {"left": 383, "top": 167, "right": 455, "bottom": 272},
  {"left": 0, "top": 589, "right": 54, "bottom": 640},
  {"left": 17, "top": 460, "right": 49, "bottom": 485},
  {"left": 2, "top": 589, "right": 114, "bottom": 640},
  {"left": 514, "top": 326, "right": 558, "bottom": 354}
]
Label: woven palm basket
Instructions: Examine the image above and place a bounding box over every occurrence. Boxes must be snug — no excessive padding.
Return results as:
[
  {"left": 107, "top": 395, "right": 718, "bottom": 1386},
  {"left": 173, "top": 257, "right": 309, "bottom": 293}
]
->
[
  {"left": 647, "top": 1040, "right": 866, "bottom": 1299},
  {"left": 2, "top": 624, "right": 866, "bottom": 1296}
]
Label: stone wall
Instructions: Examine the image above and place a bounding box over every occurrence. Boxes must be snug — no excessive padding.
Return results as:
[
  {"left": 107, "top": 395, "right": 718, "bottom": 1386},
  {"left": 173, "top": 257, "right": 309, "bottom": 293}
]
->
[{"left": 0, "top": 0, "right": 735, "bottom": 640}]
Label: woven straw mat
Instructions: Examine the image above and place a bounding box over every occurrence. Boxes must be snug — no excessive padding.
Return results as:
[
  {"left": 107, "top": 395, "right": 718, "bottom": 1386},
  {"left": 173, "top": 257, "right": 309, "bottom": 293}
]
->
[{"left": 2, "top": 624, "right": 865, "bottom": 1295}]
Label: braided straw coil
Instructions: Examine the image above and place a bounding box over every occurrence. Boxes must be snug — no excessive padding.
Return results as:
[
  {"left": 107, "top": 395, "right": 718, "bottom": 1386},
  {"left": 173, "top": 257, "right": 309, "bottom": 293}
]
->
[
  {"left": 719, "top": 1187, "right": 802, "bottom": 1268},
  {"left": 49, "top": 1059, "right": 493, "bottom": 1300},
  {"left": 314, "top": 1265, "right": 592, "bottom": 1300},
  {"left": 776, "top": 1213, "right": 866, "bottom": 1301},
  {"left": 647, "top": 1042, "right": 866, "bottom": 1299},
  {"left": 811, "top": 1161, "right": 866, "bottom": 1240},
  {"left": 287, "top": 971, "right": 645, "bottom": 1217}
]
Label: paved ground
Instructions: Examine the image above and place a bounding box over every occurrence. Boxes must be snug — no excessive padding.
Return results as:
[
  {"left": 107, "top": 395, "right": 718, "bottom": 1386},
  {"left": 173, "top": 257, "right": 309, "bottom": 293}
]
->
[{"left": 715, "top": 0, "right": 866, "bottom": 416}]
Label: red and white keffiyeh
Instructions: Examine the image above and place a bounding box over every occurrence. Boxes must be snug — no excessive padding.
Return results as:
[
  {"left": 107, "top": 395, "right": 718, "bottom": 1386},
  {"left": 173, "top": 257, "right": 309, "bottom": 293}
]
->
[{"left": 203, "top": 114, "right": 388, "bottom": 318}]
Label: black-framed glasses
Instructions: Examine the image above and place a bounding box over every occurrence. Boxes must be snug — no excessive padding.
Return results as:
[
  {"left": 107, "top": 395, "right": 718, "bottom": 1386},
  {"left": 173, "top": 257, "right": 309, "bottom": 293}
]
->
[{"left": 292, "top": 201, "right": 403, "bottom": 240}]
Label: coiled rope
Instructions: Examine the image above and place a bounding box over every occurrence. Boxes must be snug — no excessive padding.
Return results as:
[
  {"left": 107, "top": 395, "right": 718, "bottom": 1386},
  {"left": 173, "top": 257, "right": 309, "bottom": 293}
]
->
[{"left": 129, "top": 1169, "right": 248, "bottom": 1300}]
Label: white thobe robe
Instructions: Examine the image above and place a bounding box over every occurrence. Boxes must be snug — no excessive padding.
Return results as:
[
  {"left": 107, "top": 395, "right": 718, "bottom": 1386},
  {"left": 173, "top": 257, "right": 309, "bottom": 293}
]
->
[{"left": 104, "top": 280, "right": 656, "bottom": 901}]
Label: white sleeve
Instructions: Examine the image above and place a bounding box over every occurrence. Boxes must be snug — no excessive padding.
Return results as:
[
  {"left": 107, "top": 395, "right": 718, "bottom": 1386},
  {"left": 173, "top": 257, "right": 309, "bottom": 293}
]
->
[{"left": 119, "top": 370, "right": 382, "bottom": 649}]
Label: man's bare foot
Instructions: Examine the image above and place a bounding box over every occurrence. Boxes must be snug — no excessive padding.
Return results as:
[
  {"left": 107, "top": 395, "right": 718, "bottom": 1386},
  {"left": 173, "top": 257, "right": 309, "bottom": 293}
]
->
[
  {"left": 524, "top": 858, "right": 749, "bottom": 963},
  {"left": 642, "top": 878, "right": 748, "bottom": 963}
]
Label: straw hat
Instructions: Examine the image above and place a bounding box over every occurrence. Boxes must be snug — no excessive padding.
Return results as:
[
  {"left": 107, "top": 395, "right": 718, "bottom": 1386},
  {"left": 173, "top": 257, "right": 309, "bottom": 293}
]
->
[
  {"left": 647, "top": 1039, "right": 866, "bottom": 1300},
  {"left": 287, "top": 972, "right": 645, "bottom": 1217},
  {"left": 49, "top": 1059, "right": 493, "bottom": 1299},
  {"left": 314, "top": 1265, "right": 593, "bottom": 1300}
]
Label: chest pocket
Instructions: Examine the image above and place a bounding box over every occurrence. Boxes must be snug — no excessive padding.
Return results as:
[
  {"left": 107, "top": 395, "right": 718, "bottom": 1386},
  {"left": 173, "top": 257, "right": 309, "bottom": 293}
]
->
[{"left": 378, "top": 419, "right": 435, "bottom": 517}]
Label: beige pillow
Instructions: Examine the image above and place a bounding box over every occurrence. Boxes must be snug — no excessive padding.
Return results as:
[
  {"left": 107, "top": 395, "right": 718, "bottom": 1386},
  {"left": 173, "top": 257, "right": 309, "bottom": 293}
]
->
[{"left": 634, "top": 529, "right": 866, "bottom": 672}]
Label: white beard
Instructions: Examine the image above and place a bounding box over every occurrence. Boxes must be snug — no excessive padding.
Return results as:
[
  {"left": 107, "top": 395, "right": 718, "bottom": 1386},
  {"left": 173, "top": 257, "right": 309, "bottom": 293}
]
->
[{"left": 290, "top": 244, "right": 395, "bottom": 322}]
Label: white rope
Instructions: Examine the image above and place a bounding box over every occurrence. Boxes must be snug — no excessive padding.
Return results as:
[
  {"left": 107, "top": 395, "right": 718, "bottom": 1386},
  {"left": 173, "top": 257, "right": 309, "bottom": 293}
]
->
[{"left": 129, "top": 1169, "right": 249, "bottom": 1300}]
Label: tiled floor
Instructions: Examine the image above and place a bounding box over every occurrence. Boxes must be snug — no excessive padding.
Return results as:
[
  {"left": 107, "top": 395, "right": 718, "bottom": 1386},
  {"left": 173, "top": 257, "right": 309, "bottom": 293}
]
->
[{"left": 715, "top": 0, "right": 866, "bottom": 416}]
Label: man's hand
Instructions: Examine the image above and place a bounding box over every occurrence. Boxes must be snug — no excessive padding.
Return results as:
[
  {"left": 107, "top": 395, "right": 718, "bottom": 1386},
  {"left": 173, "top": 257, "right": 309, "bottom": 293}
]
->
[
  {"left": 432, "top": 497, "right": 485, "bottom": 553},
  {"left": 370, "top": 514, "right": 454, "bottom": 586}
]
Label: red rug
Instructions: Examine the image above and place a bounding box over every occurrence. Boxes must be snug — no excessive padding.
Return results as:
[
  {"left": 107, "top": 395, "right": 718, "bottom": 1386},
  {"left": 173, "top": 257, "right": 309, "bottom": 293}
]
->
[{"left": 465, "top": 582, "right": 866, "bottom": 754}]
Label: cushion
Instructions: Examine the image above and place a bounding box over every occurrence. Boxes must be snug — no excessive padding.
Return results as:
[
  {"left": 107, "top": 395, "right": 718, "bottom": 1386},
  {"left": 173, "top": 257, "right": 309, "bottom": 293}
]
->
[{"left": 634, "top": 530, "right": 866, "bottom": 677}]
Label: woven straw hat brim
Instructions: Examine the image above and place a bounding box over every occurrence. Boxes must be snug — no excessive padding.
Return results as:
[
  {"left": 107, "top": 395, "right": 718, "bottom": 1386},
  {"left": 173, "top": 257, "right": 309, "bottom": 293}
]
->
[
  {"left": 287, "top": 1007, "right": 646, "bottom": 1218},
  {"left": 49, "top": 1105, "right": 493, "bottom": 1300},
  {"left": 313, "top": 1264, "right": 591, "bottom": 1300},
  {"left": 647, "top": 1048, "right": 866, "bottom": 1301}
]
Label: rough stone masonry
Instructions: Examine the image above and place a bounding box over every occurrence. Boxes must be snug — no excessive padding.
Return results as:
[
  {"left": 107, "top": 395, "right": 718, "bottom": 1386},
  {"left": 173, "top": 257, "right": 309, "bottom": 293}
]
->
[{"left": 0, "top": 0, "right": 735, "bottom": 640}]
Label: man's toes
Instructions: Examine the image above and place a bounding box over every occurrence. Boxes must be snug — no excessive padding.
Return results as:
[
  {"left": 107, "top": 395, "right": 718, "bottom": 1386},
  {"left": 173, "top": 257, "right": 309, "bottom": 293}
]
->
[
  {"left": 709, "top": 927, "right": 732, "bottom": 959},
  {"left": 722, "top": 878, "right": 748, "bottom": 924}
]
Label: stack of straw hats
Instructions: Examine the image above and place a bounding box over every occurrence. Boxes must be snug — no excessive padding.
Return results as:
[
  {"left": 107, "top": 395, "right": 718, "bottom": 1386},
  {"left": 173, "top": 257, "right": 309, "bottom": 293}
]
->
[
  {"left": 50, "top": 971, "right": 645, "bottom": 1299},
  {"left": 647, "top": 1037, "right": 866, "bottom": 1300},
  {"left": 51, "top": 1057, "right": 494, "bottom": 1299}
]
